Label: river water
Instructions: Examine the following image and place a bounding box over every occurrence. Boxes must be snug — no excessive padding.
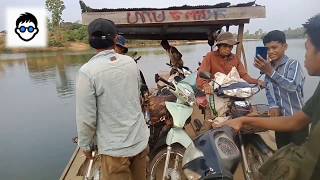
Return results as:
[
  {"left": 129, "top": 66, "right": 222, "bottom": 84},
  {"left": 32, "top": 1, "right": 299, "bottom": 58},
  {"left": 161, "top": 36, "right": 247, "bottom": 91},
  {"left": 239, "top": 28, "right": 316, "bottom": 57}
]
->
[{"left": 0, "top": 39, "right": 318, "bottom": 180}]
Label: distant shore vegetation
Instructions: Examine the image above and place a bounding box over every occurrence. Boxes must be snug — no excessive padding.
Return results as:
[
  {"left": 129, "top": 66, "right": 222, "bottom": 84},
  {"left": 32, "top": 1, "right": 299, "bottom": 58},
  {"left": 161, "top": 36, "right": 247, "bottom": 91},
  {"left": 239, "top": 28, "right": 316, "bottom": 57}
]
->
[
  {"left": 243, "top": 27, "right": 306, "bottom": 40},
  {"left": 48, "top": 23, "right": 307, "bottom": 47}
]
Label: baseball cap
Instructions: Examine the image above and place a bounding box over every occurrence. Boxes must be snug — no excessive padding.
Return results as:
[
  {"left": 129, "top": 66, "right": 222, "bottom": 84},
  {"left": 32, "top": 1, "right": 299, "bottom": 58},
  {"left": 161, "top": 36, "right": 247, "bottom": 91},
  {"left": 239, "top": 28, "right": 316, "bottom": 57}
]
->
[
  {"left": 88, "top": 18, "right": 117, "bottom": 40},
  {"left": 115, "top": 35, "right": 128, "bottom": 49}
]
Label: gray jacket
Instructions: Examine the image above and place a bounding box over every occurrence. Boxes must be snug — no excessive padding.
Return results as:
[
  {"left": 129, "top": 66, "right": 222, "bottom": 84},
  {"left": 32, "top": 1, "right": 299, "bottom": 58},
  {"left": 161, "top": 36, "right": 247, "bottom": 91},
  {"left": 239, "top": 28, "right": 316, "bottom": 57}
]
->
[{"left": 76, "top": 49, "right": 149, "bottom": 157}]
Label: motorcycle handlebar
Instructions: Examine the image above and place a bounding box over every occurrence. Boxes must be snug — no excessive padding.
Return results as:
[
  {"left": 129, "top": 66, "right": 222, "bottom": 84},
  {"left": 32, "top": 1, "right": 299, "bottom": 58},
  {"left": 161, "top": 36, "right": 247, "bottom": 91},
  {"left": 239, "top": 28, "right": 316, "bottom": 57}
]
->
[
  {"left": 134, "top": 56, "right": 141, "bottom": 63},
  {"left": 154, "top": 74, "right": 175, "bottom": 88},
  {"left": 165, "top": 63, "right": 190, "bottom": 73}
]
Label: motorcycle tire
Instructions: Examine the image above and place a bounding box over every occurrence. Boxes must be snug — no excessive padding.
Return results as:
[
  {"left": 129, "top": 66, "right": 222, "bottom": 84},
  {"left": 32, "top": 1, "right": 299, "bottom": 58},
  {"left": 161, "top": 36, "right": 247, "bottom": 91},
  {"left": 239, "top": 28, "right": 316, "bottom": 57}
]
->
[
  {"left": 242, "top": 143, "right": 273, "bottom": 180},
  {"left": 149, "top": 144, "right": 186, "bottom": 180}
]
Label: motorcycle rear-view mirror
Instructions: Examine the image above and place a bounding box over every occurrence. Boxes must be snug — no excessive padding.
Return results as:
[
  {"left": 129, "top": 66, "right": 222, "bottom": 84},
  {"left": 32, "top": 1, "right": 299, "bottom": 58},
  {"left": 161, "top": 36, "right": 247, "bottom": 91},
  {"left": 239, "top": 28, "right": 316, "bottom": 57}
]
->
[
  {"left": 154, "top": 73, "right": 161, "bottom": 83},
  {"left": 199, "top": 72, "right": 211, "bottom": 80},
  {"left": 132, "top": 51, "right": 138, "bottom": 57},
  {"left": 166, "top": 63, "right": 173, "bottom": 67},
  {"left": 174, "top": 76, "right": 183, "bottom": 82}
]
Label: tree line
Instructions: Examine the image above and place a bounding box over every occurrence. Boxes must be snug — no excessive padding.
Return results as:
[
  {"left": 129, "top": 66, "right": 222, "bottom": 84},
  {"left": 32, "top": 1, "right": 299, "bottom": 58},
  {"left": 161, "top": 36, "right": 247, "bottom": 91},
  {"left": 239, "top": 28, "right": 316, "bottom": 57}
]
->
[
  {"left": 47, "top": 23, "right": 306, "bottom": 47},
  {"left": 244, "top": 27, "right": 306, "bottom": 40}
]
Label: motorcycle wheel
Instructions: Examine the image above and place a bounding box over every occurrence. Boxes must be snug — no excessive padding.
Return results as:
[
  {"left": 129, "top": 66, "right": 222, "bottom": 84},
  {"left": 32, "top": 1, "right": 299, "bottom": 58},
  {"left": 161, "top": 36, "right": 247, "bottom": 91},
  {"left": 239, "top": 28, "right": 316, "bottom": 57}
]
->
[
  {"left": 149, "top": 145, "right": 186, "bottom": 180},
  {"left": 242, "top": 143, "right": 272, "bottom": 180}
]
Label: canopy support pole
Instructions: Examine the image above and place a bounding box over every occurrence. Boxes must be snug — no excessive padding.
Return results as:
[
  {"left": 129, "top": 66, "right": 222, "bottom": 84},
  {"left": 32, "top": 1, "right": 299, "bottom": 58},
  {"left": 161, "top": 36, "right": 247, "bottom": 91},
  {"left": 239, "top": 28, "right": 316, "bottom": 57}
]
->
[{"left": 236, "top": 24, "right": 247, "bottom": 70}]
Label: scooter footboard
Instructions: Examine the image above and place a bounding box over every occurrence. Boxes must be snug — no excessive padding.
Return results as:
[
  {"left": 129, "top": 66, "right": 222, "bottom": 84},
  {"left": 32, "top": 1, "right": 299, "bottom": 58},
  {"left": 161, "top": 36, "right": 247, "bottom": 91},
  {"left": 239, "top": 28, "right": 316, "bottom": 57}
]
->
[{"left": 243, "top": 133, "right": 274, "bottom": 155}]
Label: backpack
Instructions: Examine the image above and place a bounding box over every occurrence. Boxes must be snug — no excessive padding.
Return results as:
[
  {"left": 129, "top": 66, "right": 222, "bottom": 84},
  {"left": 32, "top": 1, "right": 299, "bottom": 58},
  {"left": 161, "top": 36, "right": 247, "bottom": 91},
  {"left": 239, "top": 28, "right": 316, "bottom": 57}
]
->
[{"left": 259, "top": 122, "right": 320, "bottom": 180}]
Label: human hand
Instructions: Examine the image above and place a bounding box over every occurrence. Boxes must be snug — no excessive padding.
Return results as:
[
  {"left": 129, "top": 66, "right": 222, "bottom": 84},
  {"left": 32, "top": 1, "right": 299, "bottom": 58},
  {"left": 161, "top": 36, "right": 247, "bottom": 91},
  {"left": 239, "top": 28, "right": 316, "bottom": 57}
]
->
[
  {"left": 217, "top": 117, "right": 245, "bottom": 133},
  {"left": 269, "top": 108, "right": 281, "bottom": 117},
  {"left": 82, "top": 150, "right": 93, "bottom": 159},
  {"left": 257, "top": 80, "right": 265, "bottom": 88},
  {"left": 203, "top": 84, "right": 213, "bottom": 95},
  {"left": 254, "top": 55, "right": 274, "bottom": 76}
]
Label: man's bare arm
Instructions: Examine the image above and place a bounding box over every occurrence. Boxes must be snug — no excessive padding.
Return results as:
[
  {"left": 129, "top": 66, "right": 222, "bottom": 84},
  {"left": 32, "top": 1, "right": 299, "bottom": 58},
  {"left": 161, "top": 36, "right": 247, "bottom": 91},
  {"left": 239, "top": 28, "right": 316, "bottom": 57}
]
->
[
  {"left": 222, "top": 111, "right": 311, "bottom": 132},
  {"left": 245, "top": 111, "right": 310, "bottom": 131}
]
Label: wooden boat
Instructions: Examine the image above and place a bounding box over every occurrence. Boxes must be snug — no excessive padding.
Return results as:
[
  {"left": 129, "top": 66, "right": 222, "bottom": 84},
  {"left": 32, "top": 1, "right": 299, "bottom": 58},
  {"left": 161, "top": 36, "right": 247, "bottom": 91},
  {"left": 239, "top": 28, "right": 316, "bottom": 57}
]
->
[{"left": 60, "top": 1, "right": 266, "bottom": 179}]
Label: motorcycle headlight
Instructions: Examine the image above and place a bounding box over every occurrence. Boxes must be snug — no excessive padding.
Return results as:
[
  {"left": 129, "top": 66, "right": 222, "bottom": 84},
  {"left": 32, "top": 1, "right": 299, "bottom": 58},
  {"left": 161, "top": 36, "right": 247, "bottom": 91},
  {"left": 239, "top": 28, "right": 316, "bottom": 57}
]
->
[
  {"left": 183, "top": 169, "right": 201, "bottom": 180},
  {"left": 215, "top": 134, "right": 240, "bottom": 159},
  {"left": 175, "top": 83, "right": 195, "bottom": 106}
]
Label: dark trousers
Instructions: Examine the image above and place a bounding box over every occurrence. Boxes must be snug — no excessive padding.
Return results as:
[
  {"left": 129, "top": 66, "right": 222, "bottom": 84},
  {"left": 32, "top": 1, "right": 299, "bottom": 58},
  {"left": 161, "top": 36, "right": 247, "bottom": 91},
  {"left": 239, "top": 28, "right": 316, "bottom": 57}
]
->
[{"left": 275, "top": 126, "right": 309, "bottom": 149}]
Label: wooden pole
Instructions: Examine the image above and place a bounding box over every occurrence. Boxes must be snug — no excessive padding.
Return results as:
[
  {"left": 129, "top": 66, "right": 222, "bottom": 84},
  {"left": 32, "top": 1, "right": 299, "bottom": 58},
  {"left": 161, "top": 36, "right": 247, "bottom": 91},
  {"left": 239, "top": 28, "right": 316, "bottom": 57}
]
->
[
  {"left": 236, "top": 24, "right": 247, "bottom": 69},
  {"left": 241, "top": 44, "right": 248, "bottom": 70}
]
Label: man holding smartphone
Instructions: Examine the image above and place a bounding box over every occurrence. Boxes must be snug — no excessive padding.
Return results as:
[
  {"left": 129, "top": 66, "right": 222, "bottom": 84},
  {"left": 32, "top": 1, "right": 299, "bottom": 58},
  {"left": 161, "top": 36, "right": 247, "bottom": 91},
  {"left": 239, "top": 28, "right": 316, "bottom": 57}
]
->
[
  {"left": 254, "top": 30, "right": 308, "bottom": 148},
  {"left": 220, "top": 14, "right": 320, "bottom": 179}
]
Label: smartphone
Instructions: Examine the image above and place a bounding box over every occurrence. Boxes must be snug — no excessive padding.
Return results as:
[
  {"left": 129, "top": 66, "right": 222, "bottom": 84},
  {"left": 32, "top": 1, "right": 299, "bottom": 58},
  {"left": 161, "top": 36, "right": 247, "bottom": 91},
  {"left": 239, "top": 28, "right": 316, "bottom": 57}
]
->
[{"left": 256, "top": 46, "right": 268, "bottom": 60}]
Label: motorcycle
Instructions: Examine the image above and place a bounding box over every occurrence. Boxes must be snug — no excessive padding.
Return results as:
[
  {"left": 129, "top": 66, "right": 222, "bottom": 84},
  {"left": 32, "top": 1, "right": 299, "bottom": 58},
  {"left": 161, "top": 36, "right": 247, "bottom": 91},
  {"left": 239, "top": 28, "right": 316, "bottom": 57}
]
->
[
  {"left": 147, "top": 62, "right": 196, "bottom": 153},
  {"left": 149, "top": 72, "right": 198, "bottom": 180},
  {"left": 181, "top": 72, "right": 274, "bottom": 180}
]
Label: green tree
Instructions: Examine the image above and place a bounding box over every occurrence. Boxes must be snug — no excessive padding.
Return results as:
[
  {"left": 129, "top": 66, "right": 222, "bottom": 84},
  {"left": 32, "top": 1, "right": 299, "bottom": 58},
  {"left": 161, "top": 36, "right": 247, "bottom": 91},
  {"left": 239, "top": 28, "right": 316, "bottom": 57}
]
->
[{"left": 45, "top": 0, "right": 65, "bottom": 27}]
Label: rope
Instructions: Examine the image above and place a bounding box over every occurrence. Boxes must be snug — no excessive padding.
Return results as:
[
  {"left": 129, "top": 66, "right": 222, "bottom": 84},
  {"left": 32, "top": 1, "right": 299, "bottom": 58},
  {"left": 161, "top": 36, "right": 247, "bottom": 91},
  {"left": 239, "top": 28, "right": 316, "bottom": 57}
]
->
[{"left": 209, "top": 90, "right": 218, "bottom": 117}]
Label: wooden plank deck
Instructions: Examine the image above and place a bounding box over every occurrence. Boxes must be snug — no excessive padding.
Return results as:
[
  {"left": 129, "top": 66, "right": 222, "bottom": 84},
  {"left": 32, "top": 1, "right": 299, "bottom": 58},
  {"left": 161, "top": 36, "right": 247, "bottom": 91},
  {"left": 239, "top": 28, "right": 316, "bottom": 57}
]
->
[{"left": 59, "top": 147, "right": 86, "bottom": 180}]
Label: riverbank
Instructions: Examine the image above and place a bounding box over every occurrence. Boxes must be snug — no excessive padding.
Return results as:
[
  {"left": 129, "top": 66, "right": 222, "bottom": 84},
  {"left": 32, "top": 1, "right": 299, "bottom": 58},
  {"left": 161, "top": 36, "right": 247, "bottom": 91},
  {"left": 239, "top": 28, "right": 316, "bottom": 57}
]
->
[
  {"left": 0, "top": 37, "right": 305, "bottom": 54},
  {"left": 0, "top": 38, "right": 239, "bottom": 53},
  {"left": 0, "top": 40, "right": 91, "bottom": 53},
  {"left": 0, "top": 40, "right": 206, "bottom": 53}
]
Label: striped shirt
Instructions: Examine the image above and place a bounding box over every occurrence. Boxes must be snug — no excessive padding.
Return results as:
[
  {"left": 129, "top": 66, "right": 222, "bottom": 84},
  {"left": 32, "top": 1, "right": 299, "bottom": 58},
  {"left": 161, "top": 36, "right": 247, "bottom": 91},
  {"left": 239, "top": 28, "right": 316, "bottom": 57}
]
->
[{"left": 265, "top": 55, "right": 305, "bottom": 116}]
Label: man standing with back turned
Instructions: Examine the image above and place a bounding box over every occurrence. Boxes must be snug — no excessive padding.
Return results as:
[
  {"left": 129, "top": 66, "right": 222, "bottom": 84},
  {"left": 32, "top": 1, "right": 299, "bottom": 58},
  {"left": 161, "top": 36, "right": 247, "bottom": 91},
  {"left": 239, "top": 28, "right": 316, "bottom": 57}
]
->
[{"left": 76, "top": 19, "right": 149, "bottom": 180}]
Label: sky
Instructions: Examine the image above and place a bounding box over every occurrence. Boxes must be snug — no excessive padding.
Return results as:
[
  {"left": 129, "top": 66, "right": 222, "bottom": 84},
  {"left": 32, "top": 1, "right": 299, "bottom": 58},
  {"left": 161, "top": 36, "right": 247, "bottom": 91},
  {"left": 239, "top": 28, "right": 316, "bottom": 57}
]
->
[{"left": 1, "top": 0, "right": 319, "bottom": 33}]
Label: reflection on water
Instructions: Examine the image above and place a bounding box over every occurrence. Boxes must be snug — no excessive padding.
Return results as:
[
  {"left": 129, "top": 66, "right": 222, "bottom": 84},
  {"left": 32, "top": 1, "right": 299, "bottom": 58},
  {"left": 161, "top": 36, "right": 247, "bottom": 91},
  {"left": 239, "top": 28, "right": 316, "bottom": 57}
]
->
[
  {"left": 0, "top": 52, "right": 95, "bottom": 180},
  {"left": 26, "top": 54, "right": 88, "bottom": 98},
  {"left": 0, "top": 39, "right": 318, "bottom": 180},
  {"left": 0, "top": 52, "right": 94, "bottom": 98}
]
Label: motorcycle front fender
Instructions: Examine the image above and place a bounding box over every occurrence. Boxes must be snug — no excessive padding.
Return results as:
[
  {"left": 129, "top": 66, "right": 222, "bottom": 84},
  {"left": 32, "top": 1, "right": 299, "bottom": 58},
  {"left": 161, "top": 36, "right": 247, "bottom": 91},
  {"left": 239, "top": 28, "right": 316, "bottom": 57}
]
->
[
  {"left": 165, "top": 102, "right": 193, "bottom": 128},
  {"left": 166, "top": 128, "right": 192, "bottom": 148}
]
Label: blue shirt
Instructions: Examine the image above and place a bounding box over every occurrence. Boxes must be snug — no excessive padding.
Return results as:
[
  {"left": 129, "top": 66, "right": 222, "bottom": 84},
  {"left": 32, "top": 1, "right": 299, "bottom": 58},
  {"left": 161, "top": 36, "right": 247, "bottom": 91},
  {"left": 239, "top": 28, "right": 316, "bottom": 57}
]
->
[{"left": 265, "top": 55, "right": 305, "bottom": 116}]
